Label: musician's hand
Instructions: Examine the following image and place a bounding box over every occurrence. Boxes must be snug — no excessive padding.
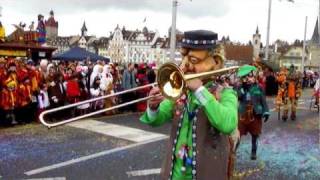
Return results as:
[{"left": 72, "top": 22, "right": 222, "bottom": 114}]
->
[
  {"left": 187, "top": 78, "right": 203, "bottom": 92},
  {"left": 148, "top": 87, "right": 164, "bottom": 110}
]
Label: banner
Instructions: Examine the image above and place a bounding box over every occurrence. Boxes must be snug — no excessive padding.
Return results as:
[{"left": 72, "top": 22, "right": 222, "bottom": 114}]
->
[{"left": 0, "top": 49, "right": 27, "bottom": 57}]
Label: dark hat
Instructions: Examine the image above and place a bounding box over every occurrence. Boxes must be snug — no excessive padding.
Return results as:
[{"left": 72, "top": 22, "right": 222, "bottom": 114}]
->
[{"left": 182, "top": 30, "right": 218, "bottom": 49}]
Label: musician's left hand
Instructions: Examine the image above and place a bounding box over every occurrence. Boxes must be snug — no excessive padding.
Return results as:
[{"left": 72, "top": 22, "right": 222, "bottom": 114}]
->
[{"left": 187, "top": 78, "right": 203, "bottom": 91}]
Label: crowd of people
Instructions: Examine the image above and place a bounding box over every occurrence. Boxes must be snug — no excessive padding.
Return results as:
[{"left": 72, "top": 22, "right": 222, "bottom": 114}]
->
[{"left": 0, "top": 57, "right": 156, "bottom": 126}]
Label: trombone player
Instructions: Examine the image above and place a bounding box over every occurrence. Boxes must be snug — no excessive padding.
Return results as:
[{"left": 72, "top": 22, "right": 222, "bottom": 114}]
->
[{"left": 140, "top": 30, "right": 238, "bottom": 180}]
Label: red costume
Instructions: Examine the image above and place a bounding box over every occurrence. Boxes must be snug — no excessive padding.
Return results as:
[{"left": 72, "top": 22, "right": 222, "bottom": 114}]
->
[
  {"left": 1, "top": 74, "right": 18, "bottom": 110},
  {"left": 17, "top": 69, "right": 32, "bottom": 107},
  {"left": 66, "top": 75, "right": 81, "bottom": 103}
]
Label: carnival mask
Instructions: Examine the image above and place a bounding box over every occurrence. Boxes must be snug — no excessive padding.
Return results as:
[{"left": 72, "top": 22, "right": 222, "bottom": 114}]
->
[{"left": 180, "top": 48, "right": 222, "bottom": 75}]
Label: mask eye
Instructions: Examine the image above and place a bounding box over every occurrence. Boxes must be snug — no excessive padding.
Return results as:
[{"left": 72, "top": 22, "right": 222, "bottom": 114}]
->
[{"left": 189, "top": 57, "right": 201, "bottom": 64}]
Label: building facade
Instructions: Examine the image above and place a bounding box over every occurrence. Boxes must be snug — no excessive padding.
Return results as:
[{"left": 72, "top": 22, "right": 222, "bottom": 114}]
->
[
  {"left": 47, "top": 21, "right": 109, "bottom": 57},
  {"left": 107, "top": 25, "right": 168, "bottom": 64},
  {"left": 279, "top": 46, "right": 309, "bottom": 71}
]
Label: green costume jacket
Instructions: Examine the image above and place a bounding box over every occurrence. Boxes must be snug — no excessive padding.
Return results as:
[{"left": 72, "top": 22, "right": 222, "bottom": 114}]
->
[
  {"left": 140, "top": 84, "right": 238, "bottom": 180},
  {"left": 237, "top": 83, "right": 269, "bottom": 116}
]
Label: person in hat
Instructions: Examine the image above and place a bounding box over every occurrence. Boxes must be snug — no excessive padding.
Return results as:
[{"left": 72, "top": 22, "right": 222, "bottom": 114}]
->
[
  {"left": 284, "top": 65, "right": 302, "bottom": 121},
  {"left": 16, "top": 68, "right": 32, "bottom": 124},
  {"left": 0, "top": 57, "right": 7, "bottom": 88},
  {"left": 276, "top": 65, "right": 302, "bottom": 121},
  {"left": 236, "top": 65, "right": 270, "bottom": 160},
  {"left": 1, "top": 60, "right": 19, "bottom": 125},
  {"left": 140, "top": 30, "right": 238, "bottom": 180},
  {"left": 0, "top": 57, "right": 7, "bottom": 123}
]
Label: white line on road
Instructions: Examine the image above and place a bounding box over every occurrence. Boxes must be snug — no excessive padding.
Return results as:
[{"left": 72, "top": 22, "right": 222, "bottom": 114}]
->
[
  {"left": 23, "top": 177, "right": 66, "bottom": 180},
  {"left": 67, "top": 119, "right": 167, "bottom": 142},
  {"left": 24, "top": 136, "right": 168, "bottom": 176},
  {"left": 126, "top": 168, "right": 161, "bottom": 177}
]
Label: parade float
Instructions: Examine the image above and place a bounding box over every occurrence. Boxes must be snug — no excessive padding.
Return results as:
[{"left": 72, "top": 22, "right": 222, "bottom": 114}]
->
[{"left": 0, "top": 14, "right": 56, "bottom": 63}]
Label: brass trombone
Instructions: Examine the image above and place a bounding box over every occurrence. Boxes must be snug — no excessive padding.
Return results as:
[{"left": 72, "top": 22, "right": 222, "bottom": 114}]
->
[{"left": 39, "top": 62, "right": 238, "bottom": 128}]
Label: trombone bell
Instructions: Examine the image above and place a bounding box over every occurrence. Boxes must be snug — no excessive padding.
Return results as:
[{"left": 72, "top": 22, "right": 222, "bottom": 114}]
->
[
  {"left": 157, "top": 62, "right": 239, "bottom": 101},
  {"left": 157, "top": 63, "right": 185, "bottom": 100}
]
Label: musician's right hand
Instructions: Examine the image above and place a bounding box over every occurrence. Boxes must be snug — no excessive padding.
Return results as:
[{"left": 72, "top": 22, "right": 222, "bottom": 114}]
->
[{"left": 148, "top": 87, "right": 164, "bottom": 111}]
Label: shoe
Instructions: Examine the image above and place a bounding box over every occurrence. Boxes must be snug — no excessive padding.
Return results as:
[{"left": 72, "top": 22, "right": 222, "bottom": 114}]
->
[
  {"left": 290, "top": 113, "right": 296, "bottom": 121},
  {"left": 282, "top": 115, "right": 288, "bottom": 122},
  {"left": 251, "top": 151, "right": 257, "bottom": 160}
]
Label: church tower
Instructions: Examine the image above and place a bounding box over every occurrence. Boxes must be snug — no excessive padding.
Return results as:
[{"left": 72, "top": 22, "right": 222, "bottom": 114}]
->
[
  {"left": 252, "top": 26, "right": 261, "bottom": 59},
  {"left": 81, "top": 21, "right": 87, "bottom": 37},
  {"left": 45, "top": 10, "right": 58, "bottom": 40},
  {"left": 308, "top": 18, "right": 320, "bottom": 70}
]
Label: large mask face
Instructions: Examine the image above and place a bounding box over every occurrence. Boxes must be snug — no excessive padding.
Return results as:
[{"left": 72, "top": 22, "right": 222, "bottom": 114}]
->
[{"left": 179, "top": 48, "right": 223, "bottom": 74}]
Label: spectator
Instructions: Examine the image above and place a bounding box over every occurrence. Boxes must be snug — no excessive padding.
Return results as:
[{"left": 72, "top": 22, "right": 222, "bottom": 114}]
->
[
  {"left": 121, "top": 63, "right": 137, "bottom": 112},
  {"left": 90, "top": 76, "right": 104, "bottom": 110},
  {"left": 37, "top": 83, "right": 50, "bottom": 122}
]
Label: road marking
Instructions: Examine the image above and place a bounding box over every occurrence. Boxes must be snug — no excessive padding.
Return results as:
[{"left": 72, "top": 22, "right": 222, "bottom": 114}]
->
[
  {"left": 67, "top": 119, "right": 167, "bottom": 142},
  {"left": 270, "top": 106, "right": 316, "bottom": 112},
  {"left": 126, "top": 168, "right": 161, "bottom": 177},
  {"left": 24, "top": 177, "right": 66, "bottom": 180},
  {"left": 24, "top": 136, "right": 168, "bottom": 176}
]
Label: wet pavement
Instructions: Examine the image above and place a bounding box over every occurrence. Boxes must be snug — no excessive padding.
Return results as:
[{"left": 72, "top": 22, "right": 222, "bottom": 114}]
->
[{"left": 0, "top": 89, "right": 319, "bottom": 180}]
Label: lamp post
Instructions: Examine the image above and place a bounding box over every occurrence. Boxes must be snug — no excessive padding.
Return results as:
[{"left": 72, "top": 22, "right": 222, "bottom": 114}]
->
[
  {"left": 302, "top": 16, "right": 308, "bottom": 71},
  {"left": 170, "top": 0, "right": 178, "bottom": 61},
  {"left": 265, "top": 0, "right": 295, "bottom": 61},
  {"left": 265, "top": 0, "right": 272, "bottom": 61}
]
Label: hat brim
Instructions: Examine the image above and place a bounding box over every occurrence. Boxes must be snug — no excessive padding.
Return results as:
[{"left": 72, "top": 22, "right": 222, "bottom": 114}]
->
[{"left": 181, "top": 43, "right": 215, "bottom": 50}]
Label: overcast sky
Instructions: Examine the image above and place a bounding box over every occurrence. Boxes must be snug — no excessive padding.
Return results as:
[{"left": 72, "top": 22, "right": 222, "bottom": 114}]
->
[{"left": 0, "top": 0, "right": 319, "bottom": 44}]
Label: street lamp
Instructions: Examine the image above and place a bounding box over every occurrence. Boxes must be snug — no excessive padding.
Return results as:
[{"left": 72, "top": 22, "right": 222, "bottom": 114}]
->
[
  {"left": 170, "top": 0, "right": 178, "bottom": 61},
  {"left": 265, "top": 0, "right": 295, "bottom": 61},
  {"left": 265, "top": 0, "right": 272, "bottom": 61}
]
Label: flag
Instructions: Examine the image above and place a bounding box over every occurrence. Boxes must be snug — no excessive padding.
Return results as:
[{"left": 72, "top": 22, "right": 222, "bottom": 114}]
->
[{"left": 143, "top": 17, "right": 146, "bottom": 23}]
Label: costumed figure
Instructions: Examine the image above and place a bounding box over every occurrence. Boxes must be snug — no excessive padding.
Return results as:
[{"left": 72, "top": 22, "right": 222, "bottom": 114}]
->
[
  {"left": 236, "top": 65, "right": 270, "bottom": 160},
  {"left": 65, "top": 66, "right": 81, "bottom": 104},
  {"left": 1, "top": 60, "right": 18, "bottom": 125},
  {"left": 140, "top": 30, "right": 238, "bottom": 180},
  {"left": 101, "top": 64, "right": 115, "bottom": 115},
  {"left": 36, "top": 14, "right": 46, "bottom": 44},
  {"left": 37, "top": 83, "right": 50, "bottom": 121},
  {"left": 76, "top": 66, "right": 90, "bottom": 115},
  {"left": 0, "top": 57, "right": 7, "bottom": 88},
  {"left": 90, "top": 75, "right": 104, "bottom": 110},
  {"left": 276, "top": 65, "right": 302, "bottom": 121},
  {"left": 26, "top": 59, "right": 41, "bottom": 121},
  {"left": 0, "top": 58, "right": 7, "bottom": 122},
  {"left": 16, "top": 66, "right": 33, "bottom": 123},
  {"left": 136, "top": 64, "right": 149, "bottom": 112}
]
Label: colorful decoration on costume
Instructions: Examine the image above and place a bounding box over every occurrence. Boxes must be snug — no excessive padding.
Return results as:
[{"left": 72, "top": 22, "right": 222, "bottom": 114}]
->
[{"left": 36, "top": 14, "right": 46, "bottom": 44}]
